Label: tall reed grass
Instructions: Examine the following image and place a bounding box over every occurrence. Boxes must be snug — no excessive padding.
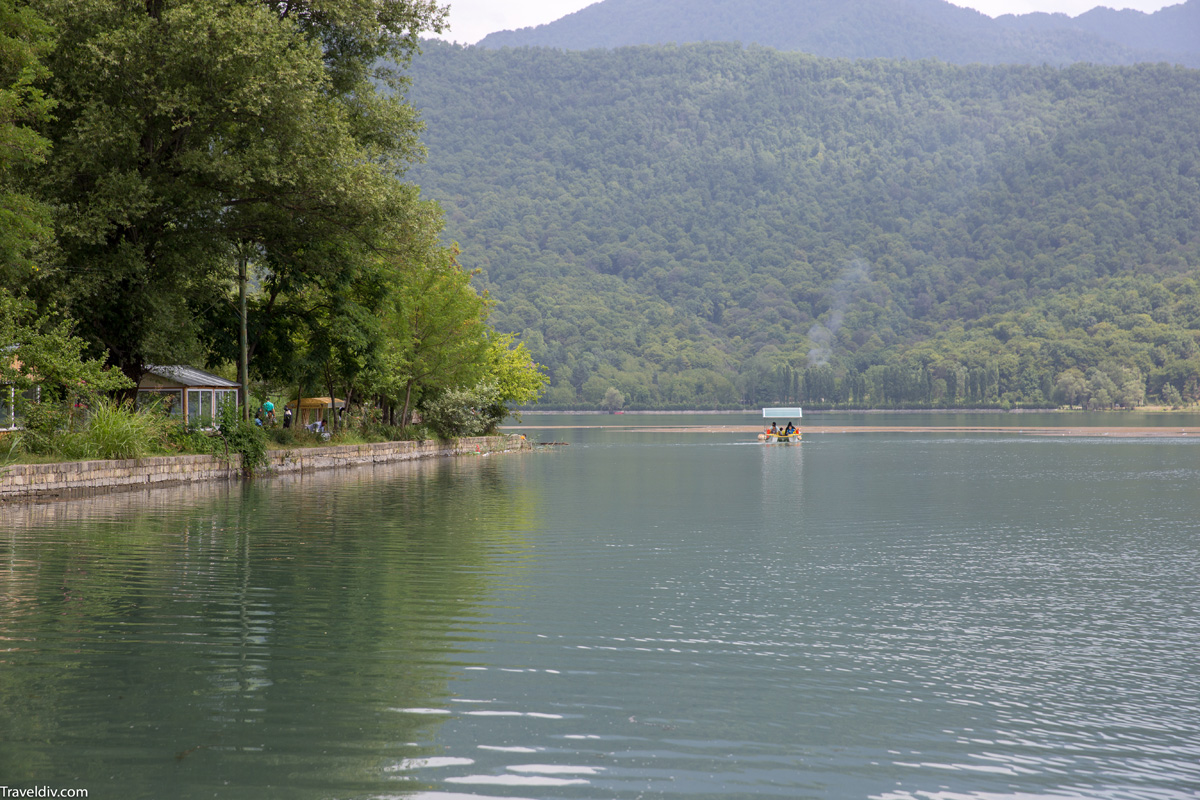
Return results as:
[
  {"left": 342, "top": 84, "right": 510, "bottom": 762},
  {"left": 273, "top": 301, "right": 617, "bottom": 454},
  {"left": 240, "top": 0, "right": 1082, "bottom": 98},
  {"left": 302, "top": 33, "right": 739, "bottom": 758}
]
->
[{"left": 81, "top": 398, "right": 166, "bottom": 460}]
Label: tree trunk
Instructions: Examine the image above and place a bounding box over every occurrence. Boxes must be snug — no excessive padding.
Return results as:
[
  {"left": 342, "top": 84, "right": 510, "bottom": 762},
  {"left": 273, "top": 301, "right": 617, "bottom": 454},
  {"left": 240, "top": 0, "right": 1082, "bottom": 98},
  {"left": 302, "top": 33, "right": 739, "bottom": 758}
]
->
[
  {"left": 323, "top": 364, "right": 336, "bottom": 432},
  {"left": 399, "top": 380, "right": 414, "bottom": 432}
]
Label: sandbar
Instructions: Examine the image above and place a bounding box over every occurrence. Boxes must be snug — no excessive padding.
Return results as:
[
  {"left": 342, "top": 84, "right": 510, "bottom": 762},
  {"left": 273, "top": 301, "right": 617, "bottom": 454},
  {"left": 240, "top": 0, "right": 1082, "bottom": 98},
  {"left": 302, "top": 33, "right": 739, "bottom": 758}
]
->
[{"left": 504, "top": 424, "right": 1200, "bottom": 438}]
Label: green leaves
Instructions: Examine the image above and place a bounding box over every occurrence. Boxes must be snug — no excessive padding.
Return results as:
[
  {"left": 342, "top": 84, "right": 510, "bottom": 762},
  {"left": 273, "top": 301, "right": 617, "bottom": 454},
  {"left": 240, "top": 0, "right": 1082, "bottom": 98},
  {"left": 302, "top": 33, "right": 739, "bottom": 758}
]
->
[
  {"left": 486, "top": 332, "right": 547, "bottom": 408},
  {"left": 0, "top": 288, "right": 133, "bottom": 418},
  {"left": 2, "top": 0, "right": 547, "bottom": 437},
  {"left": 33, "top": 0, "right": 445, "bottom": 383},
  {"left": 0, "top": 0, "right": 54, "bottom": 281}
]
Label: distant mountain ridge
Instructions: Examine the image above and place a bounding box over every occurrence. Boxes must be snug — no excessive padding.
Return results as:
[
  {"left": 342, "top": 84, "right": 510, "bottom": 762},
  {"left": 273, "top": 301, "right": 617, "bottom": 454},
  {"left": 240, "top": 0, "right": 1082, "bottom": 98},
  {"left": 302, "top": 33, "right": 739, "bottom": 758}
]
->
[{"left": 476, "top": 0, "right": 1200, "bottom": 67}]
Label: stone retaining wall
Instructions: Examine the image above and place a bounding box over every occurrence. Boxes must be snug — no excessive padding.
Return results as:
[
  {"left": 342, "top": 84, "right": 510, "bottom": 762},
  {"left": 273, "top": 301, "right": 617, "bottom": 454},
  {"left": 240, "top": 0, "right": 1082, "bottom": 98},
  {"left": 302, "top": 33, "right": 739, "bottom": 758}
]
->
[{"left": 0, "top": 436, "right": 526, "bottom": 502}]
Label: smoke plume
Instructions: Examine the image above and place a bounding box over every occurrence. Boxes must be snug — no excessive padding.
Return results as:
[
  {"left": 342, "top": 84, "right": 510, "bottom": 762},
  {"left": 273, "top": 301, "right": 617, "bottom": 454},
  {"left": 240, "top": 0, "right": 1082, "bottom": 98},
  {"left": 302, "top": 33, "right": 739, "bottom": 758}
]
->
[{"left": 807, "top": 258, "right": 869, "bottom": 367}]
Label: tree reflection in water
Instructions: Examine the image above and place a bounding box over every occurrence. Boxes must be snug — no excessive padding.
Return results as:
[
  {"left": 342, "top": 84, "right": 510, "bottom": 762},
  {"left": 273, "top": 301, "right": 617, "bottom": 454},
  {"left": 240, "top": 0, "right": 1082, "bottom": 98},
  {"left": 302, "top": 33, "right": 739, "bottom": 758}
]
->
[{"left": 0, "top": 455, "right": 541, "bottom": 799}]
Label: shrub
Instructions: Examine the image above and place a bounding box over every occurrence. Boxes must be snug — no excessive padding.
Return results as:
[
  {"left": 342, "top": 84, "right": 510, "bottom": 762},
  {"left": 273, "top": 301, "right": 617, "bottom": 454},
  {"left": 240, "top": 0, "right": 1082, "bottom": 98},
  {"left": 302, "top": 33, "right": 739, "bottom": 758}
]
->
[
  {"left": 82, "top": 398, "right": 168, "bottom": 460},
  {"left": 266, "top": 427, "right": 296, "bottom": 446},
  {"left": 401, "top": 422, "right": 435, "bottom": 441},
  {"left": 359, "top": 421, "right": 415, "bottom": 442},
  {"left": 420, "top": 387, "right": 490, "bottom": 439},
  {"left": 419, "top": 383, "right": 511, "bottom": 439},
  {"left": 18, "top": 399, "right": 165, "bottom": 461},
  {"left": 329, "top": 428, "right": 367, "bottom": 446},
  {"left": 16, "top": 403, "right": 76, "bottom": 457},
  {"left": 215, "top": 402, "right": 268, "bottom": 477},
  {"left": 165, "top": 422, "right": 221, "bottom": 456},
  {"left": 266, "top": 426, "right": 327, "bottom": 448}
]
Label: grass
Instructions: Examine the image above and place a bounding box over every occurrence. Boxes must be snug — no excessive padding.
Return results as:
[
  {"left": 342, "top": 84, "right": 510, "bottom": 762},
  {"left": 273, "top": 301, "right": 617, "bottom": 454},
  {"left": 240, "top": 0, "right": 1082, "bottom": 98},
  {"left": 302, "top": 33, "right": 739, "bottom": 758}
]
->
[
  {"left": 83, "top": 398, "right": 166, "bottom": 460},
  {"left": 2, "top": 405, "right": 470, "bottom": 468}
]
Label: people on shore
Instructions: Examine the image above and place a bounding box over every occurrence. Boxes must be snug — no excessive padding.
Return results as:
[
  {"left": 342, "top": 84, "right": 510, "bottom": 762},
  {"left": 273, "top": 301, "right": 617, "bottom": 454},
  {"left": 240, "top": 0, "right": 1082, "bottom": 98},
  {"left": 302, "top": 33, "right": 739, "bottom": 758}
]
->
[{"left": 305, "top": 418, "right": 330, "bottom": 439}]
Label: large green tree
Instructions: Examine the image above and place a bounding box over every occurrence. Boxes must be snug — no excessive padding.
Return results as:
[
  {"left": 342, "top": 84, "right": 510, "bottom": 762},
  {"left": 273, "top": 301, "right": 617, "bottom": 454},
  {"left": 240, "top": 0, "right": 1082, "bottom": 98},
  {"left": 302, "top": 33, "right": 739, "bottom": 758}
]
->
[
  {"left": 33, "top": 0, "right": 446, "bottom": 385},
  {"left": 2, "top": 2, "right": 133, "bottom": 432},
  {"left": 378, "top": 245, "right": 493, "bottom": 428}
]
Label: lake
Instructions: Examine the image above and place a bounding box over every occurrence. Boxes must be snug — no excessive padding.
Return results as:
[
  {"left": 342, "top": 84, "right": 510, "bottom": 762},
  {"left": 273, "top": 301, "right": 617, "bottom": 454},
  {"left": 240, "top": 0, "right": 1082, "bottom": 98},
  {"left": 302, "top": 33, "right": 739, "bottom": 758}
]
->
[{"left": 2, "top": 413, "right": 1199, "bottom": 799}]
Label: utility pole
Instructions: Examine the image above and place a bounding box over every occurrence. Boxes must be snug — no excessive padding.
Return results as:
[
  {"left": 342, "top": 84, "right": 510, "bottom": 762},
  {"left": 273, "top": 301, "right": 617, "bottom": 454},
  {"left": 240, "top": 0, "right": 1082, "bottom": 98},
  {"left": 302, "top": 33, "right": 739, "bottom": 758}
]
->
[{"left": 238, "top": 249, "right": 250, "bottom": 421}]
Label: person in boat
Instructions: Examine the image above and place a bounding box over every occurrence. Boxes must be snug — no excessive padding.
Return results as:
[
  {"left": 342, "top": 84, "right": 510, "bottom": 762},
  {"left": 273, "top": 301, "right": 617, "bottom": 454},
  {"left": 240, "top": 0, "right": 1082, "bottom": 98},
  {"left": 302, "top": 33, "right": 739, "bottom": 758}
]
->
[
  {"left": 784, "top": 421, "right": 795, "bottom": 436},
  {"left": 769, "top": 422, "right": 779, "bottom": 435}
]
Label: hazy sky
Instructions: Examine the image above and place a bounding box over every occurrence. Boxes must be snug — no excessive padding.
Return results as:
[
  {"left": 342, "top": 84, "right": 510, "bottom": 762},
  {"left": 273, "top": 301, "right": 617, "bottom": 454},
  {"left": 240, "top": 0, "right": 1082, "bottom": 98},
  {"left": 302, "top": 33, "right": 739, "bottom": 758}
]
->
[{"left": 431, "top": 1, "right": 1181, "bottom": 45}]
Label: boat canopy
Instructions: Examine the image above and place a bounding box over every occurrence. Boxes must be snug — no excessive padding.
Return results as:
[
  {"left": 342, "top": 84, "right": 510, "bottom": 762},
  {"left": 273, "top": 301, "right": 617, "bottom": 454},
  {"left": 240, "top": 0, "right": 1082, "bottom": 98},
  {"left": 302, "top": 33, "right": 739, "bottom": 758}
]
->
[{"left": 762, "top": 407, "right": 803, "bottom": 419}]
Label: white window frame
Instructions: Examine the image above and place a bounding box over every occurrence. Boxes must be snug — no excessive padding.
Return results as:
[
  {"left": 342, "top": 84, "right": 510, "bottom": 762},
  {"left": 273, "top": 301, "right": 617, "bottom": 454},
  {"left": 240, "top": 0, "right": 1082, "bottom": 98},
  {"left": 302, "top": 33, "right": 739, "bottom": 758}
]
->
[
  {"left": 1, "top": 385, "right": 39, "bottom": 430},
  {"left": 215, "top": 389, "right": 238, "bottom": 418},
  {"left": 187, "top": 388, "right": 215, "bottom": 426}
]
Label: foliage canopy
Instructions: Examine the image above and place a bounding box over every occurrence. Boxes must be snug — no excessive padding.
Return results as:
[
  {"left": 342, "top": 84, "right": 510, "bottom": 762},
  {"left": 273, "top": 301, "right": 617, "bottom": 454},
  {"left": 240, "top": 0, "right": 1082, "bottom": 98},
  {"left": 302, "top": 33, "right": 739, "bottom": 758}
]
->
[{"left": 3, "top": 0, "right": 541, "bottom": 447}]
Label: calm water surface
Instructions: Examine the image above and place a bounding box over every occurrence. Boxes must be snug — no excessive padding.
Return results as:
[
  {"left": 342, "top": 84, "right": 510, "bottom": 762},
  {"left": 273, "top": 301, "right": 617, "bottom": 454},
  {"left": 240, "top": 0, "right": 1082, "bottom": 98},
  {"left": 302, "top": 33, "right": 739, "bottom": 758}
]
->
[{"left": 2, "top": 419, "right": 1199, "bottom": 799}]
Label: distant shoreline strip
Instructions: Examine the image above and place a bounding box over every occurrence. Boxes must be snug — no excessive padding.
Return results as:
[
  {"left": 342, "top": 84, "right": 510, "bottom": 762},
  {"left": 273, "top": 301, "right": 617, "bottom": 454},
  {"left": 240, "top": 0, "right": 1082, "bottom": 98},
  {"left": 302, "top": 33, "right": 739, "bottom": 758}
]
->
[{"left": 504, "top": 425, "right": 1200, "bottom": 437}]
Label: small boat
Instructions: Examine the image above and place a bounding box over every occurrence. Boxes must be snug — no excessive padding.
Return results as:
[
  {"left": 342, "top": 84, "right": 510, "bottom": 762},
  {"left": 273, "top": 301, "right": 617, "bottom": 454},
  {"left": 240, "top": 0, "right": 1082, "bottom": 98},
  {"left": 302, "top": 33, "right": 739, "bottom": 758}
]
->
[{"left": 757, "top": 407, "right": 802, "bottom": 443}]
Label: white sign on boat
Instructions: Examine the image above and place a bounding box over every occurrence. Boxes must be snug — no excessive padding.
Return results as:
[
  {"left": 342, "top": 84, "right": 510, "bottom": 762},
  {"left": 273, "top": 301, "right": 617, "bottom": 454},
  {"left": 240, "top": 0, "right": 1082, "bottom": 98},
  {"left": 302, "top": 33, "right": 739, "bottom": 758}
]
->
[{"left": 762, "top": 407, "right": 803, "bottom": 419}]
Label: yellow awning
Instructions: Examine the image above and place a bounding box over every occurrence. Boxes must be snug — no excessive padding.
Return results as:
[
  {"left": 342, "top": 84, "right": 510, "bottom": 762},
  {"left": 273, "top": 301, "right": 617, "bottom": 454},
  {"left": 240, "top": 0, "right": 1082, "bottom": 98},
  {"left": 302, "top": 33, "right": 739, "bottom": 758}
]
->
[{"left": 285, "top": 397, "right": 346, "bottom": 411}]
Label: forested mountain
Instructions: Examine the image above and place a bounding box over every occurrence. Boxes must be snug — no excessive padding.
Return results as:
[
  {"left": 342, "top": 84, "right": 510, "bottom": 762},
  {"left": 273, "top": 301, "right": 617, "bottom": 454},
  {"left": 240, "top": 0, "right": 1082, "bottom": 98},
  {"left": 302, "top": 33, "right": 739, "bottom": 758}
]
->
[
  {"left": 405, "top": 42, "right": 1200, "bottom": 409},
  {"left": 476, "top": 0, "right": 1200, "bottom": 68}
]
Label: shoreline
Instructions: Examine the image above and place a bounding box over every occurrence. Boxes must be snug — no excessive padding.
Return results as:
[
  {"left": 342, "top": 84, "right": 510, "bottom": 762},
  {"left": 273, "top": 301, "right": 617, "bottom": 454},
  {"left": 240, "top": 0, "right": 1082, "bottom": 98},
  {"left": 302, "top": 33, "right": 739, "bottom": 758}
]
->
[
  {"left": 0, "top": 435, "right": 529, "bottom": 504},
  {"left": 518, "top": 406, "right": 1195, "bottom": 415},
  {"left": 505, "top": 424, "right": 1200, "bottom": 437}
]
